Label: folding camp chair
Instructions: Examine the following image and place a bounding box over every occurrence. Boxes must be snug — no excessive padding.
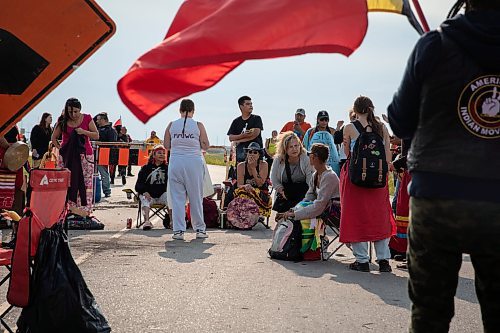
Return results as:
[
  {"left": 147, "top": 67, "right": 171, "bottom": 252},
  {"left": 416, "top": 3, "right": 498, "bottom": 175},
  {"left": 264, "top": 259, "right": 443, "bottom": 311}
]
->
[
  {"left": 122, "top": 189, "right": 169, "bottom": 228},
  {"left": 0, "top": 168, "right": 70, "bottom": 332},
  {"left": 319, "top": 198, "right": 344, "bottom": 261}
]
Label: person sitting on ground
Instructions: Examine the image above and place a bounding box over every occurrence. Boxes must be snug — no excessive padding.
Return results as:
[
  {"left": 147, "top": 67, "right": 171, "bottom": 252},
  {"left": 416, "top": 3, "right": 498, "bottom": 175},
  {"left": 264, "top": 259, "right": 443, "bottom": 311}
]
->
[
  {"left": 235, "top": 142, "right": 272, "bottom": 218},
  {"left": 280, "top": 143, "right": 339, "bottom": 222},
  {"left": 280, "top": 108, "right": 311, "bottom": 141},
  {"left": 270, "top": 131, "right": 314, "bottom": 213},
  {"left": 135, "top": 145, "right": 168, "bottom": 230}
]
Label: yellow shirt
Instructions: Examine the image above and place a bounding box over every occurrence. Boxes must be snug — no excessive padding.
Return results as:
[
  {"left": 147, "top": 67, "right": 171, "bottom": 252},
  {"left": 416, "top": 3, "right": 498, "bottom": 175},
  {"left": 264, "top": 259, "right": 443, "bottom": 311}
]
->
[{"left": 145, "top": 136, "right": 161, "bottom": 146}]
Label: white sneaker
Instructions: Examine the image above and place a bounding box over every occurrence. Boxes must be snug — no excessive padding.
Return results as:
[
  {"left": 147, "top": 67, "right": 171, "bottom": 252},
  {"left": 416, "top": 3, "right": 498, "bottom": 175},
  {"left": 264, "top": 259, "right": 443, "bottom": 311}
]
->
[
  {"left": 143, "top": 221, "right": 153, "bottom": 230},
  {"left": 172, "top": 231, "right": 184, "bottom": 240},
  {"left": 196, "top": 230, "right": 208, "bottom": 239}
]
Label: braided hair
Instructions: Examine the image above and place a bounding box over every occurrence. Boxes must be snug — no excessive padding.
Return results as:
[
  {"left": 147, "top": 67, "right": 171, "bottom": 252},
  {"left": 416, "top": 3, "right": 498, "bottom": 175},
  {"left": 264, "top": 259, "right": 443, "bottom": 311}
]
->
[{"left": 179, "top": 99, "right": 194, "bottom": 135}]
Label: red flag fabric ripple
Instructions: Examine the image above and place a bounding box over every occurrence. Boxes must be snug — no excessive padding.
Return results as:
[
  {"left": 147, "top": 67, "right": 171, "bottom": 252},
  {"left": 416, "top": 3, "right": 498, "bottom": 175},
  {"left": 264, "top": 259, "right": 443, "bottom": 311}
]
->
[{"left": 118, "top": 0, "right": 369, "bottom": 123}]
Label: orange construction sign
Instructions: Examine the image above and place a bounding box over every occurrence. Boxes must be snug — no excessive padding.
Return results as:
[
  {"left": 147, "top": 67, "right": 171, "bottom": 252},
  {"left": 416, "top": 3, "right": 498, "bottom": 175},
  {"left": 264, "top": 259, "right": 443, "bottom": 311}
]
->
[{"left": 0, "top": 0, "right": 116, "bottom": 136}]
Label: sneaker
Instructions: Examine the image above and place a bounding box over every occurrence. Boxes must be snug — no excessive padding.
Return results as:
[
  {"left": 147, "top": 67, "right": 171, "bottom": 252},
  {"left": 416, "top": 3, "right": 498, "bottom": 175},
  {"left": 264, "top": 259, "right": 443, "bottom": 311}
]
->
[
  {"left": 143, "top": 221, "right": 153, "bottom": 230},
  {"left": 396, "top": 261, "right": 408, "bottom": 270},
  {"left": 378, "top": 259, "right": 392, "bottom": 273},
  {"left": 172, "top": 231, "right": 184, "bottom": 240},
  {"left": 196, "top": 230, "right": 208, "bottom": 239},
  {"left": 349, "top": 261, "right": 370, "bottom": 272},
  {"left": 104, "top": 193, "right": 111, "bottom": 198},
  {"left": 127, "top": 173, "right": 134, "bottom": 177}
]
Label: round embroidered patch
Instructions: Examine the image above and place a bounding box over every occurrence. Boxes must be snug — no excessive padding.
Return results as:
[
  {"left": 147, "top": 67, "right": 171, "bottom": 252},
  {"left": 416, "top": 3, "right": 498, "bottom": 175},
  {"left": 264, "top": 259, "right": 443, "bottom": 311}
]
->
[{"left": 458, "top": 75, "right": 500, "bottom": 139}]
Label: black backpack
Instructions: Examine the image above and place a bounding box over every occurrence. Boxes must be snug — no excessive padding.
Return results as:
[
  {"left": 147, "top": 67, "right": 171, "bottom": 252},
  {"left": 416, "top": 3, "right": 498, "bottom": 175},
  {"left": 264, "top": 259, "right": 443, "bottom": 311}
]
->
[
  {"left": 268, "top": 219, "right": 303, "bottom": 261},
  {"left": 348, "top": 121, "right": 388, "bottom": 188}
]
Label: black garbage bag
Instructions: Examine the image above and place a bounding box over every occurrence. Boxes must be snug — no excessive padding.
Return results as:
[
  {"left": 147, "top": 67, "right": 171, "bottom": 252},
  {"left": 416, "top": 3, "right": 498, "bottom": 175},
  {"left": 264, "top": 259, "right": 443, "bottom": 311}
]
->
[{"left": 17, "top": 225, "right": 111, "bottom": 333}]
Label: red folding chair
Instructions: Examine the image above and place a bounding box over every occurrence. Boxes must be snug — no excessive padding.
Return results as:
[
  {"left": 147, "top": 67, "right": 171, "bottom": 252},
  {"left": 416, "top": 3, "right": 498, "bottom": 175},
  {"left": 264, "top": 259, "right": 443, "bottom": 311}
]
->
[{"left": 0, "top": 168, "right": 70, "bottom": 332}]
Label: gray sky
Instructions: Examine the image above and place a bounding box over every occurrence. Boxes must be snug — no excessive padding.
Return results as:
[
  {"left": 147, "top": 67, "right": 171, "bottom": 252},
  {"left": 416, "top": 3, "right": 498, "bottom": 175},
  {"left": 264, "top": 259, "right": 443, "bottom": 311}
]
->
[{"left": 20, "top": 0, "right": 457, "bottom": 145}]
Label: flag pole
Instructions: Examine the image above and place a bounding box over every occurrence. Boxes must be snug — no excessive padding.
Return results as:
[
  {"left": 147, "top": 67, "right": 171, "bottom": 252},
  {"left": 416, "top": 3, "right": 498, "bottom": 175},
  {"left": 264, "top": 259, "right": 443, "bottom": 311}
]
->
[{"left": 411, "top": 0, "right": 430, "bottom": 32}]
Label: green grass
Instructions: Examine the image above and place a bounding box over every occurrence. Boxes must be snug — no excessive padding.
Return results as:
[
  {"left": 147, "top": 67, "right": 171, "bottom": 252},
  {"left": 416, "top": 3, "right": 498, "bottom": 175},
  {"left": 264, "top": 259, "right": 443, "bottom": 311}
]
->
[{"left": 204, "top": 153, "right": 225, "bottom": 166}]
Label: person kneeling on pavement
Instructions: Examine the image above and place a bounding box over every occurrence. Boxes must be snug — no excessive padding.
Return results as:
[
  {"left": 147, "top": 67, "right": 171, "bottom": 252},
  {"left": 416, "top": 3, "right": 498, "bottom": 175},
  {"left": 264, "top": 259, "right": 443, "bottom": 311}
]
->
[
  {"left": 135, "top": 145, "right": 168, "bottom": 230},
  {"left": 279, "top": 144, "right": 339, "bottom": 255}
]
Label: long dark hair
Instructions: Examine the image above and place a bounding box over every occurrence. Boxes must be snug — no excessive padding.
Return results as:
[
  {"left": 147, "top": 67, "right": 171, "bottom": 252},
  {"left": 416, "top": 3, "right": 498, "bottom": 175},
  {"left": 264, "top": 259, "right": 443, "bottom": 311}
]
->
[
  {"left": 58, "top": 98, "right": 81, "bottom": 132},
  {"left": 353, "top": 96, "right": 383, "bottom": 137},
  {"left": 39, "top": 112, "right": 52, "bottom": 132}
]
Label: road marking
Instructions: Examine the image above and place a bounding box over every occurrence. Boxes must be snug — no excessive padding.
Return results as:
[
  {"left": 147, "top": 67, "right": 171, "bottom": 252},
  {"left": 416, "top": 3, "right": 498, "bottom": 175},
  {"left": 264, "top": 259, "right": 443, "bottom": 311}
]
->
[{"left": 111, "top": 228, "right": 129, "bottom": 239}]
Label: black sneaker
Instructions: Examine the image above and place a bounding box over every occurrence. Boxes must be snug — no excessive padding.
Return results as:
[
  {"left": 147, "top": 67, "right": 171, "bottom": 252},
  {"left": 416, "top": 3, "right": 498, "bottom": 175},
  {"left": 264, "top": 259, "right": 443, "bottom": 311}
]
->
[
  {"left": 127, "top": 173, "right": 134, "bottom": 177},
  {"left": 349, "top": 261, "right": 370, "bottom": 272},
  {"left": 378, "top": 259, "right": 392, "bottom": 273}
]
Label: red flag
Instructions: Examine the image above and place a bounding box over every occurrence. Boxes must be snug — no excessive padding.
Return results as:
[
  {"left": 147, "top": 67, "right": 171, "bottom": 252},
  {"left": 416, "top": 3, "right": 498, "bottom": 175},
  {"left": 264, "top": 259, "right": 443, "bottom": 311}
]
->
[
  {"left": 113, "top": 116, "right": 122, "bottom": 127},
  {"left": 118, "top": 0, "right": 368, "bottom": 123}
]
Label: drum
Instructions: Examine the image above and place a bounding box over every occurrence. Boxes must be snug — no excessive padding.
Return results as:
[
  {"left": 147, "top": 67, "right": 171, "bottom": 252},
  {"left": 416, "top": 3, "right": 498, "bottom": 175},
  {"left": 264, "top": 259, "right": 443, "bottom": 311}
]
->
[
  {"left": 3, "top": 141, "right": 29, "bottom": 171},
  {"left": 226, "top": 197, "right": 259, "bottom": 229}
]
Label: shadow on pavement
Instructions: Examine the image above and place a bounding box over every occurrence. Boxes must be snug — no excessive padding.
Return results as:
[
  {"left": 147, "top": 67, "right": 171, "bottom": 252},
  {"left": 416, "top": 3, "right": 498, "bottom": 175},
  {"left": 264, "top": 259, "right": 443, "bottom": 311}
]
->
[
  {"left": 158, "top": 239, "right": 215, "bottom": 263},
  {"left": 274, "top": 256, "right": 478, "bottom": 309}
]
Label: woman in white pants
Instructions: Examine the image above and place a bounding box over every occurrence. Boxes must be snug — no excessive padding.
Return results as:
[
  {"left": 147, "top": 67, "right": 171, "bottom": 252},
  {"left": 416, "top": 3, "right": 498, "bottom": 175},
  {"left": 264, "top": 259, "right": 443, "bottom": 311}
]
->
[{"left": 164, "top": 99, "right": 210, "bottom": 240}]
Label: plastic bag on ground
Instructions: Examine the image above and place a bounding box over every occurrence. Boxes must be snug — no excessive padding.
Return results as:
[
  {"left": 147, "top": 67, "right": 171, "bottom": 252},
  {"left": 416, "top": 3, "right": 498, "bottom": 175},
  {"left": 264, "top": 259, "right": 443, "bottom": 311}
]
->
[{"left": 16, "top": 225, "right": 111, "bottom": 333}]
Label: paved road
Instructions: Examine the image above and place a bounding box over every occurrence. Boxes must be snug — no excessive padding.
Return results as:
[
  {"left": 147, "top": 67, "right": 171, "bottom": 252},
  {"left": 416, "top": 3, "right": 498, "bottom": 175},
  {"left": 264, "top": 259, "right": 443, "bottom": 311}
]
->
[{"left": 1, "top": 165, "right": 482, "bottom": 332}]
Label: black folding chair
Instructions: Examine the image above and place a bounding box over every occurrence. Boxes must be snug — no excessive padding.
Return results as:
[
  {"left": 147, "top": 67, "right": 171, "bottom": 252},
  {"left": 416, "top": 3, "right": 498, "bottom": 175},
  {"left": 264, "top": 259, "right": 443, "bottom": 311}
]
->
[
  {"left": 122, "top": 189, "right": 169, "bottom": 228},
  {"left": 319, "top": 199, "right": 344, "bottom": 261}
]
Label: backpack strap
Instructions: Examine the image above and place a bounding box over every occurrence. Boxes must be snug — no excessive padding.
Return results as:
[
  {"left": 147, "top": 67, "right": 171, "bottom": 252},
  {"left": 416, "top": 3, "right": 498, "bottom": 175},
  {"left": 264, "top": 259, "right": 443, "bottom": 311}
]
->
[{"left": 352, "top": 120, "right": 365, "bottom": 134}]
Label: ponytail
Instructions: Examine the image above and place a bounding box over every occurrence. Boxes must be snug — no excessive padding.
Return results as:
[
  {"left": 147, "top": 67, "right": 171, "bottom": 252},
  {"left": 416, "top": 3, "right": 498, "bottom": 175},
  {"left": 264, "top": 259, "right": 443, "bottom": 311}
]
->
[
  {"left": 181, "top": 111, "right": 188, "bottom": 135},
  {"left": 353, "top": 96, "right": 383, "bottom": 137},
  {"left": 367, "top": 109, "right": 383, "bottom": 137}
]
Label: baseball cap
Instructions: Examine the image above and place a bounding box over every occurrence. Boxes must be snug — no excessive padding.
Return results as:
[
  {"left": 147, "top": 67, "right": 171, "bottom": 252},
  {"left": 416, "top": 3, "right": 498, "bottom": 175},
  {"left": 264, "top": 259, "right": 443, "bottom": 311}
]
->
[
  {"left": 317, "top": 110, "right": 329, "bottom": 119},
  {"left": 244, "top": 142, "right": 263, "bottom": 151},
  {"left": 295, "top": 108, "right": 306, "bottom": 116}
]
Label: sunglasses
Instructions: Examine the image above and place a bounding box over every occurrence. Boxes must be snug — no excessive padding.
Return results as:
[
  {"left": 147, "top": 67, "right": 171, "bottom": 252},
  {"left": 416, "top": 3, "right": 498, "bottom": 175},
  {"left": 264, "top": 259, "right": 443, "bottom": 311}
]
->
[
  {"left": 307, "top": 152, "right": 316, "bottom": 156},
  {"left": 248, "top": 150, "right": 260, "bottom": 154},
  {"left": 318, "top": 117, "right": 329, "bottom": 122}
]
